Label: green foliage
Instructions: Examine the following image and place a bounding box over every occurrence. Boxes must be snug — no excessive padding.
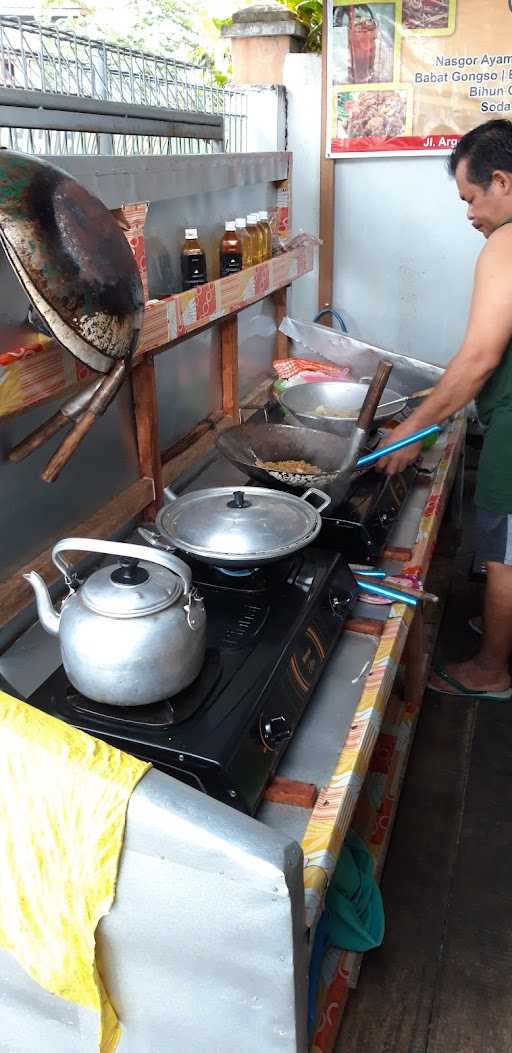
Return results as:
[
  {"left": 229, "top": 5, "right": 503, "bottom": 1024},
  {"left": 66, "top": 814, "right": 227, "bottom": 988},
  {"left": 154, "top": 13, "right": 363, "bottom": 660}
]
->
[{"left": 276, "top": 0, "right": 323, "bottom": 51}]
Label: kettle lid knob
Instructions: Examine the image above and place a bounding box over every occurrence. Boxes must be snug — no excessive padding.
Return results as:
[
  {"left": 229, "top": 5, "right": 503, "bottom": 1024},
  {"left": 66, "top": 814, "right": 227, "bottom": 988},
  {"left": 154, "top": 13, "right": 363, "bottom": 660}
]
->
[{"left": 110, "top": 558, "right": 150, "bottom": 586}]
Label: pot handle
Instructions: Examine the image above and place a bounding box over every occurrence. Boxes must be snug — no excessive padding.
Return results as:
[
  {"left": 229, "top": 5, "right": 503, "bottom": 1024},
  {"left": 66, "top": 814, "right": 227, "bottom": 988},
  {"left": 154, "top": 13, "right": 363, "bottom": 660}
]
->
[
  {"left": 52, "top": 537, "right": 192, "bottom": 596},
  {"left": 302, "top": 487, "right": 331, "bottom": 513}
]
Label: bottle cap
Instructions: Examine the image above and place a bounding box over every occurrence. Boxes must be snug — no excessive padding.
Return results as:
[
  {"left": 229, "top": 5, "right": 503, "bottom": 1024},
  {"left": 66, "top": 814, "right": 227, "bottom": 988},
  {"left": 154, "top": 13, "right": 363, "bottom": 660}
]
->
[
  {"left": 235, "top": 217, "right": 246, "bottom": 227},
  {"left": 247, "top": 213, "right": 257, "bottom": 224},
  {"left": 225, "top": 221, "right": 236, "bottom": 231},
  {"left": 185, "top": 228, "right": 197, "bottom": 238},
  {"left": 260, "top": 210, "right": 268, "bottom": 220}
]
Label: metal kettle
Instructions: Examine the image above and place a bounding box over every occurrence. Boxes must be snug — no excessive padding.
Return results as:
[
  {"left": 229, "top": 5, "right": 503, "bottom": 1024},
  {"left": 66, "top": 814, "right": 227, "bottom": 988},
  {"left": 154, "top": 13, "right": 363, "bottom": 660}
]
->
[{"left": 24, "top": 538, "right": 206, "bottom": 707}]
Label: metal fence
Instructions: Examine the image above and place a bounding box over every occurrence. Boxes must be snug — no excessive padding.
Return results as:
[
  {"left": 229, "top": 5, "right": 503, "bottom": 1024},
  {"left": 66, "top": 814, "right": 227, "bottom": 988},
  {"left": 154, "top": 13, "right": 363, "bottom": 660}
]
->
[{"left": 0, "top": 16, "right": 249, "bottom": 155}]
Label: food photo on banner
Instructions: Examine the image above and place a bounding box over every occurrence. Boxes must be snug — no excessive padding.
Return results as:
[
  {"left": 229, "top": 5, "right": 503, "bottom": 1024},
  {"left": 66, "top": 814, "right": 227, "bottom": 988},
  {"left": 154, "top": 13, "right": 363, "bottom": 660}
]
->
[{"left": 327, "top": 0, "right": 512, "bottom": 157}]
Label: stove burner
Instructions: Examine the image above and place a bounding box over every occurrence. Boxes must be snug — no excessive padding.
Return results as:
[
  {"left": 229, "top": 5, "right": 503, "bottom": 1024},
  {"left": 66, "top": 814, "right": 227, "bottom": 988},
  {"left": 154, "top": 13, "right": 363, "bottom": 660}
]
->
[
  {"left": 61, "top": 649, "right": 222, "bottom": 727},
  {"left": 28, "top": 549, "right": 358, "bottom": 816},
  {"left": 214, "top": 566, "right": 255, "bottom": 577}
]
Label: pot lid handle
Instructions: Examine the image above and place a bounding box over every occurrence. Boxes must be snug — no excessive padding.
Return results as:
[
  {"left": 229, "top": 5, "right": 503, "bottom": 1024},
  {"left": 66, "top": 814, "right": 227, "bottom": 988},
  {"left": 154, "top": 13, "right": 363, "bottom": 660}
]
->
[{"left": 52, "top": 537, "right": 192, "bottom": 595}]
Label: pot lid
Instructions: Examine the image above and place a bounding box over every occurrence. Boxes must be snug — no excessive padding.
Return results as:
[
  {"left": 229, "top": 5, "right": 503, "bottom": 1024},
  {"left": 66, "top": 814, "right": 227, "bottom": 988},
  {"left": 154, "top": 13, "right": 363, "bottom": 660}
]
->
[
  {"left": 81, "top": 560, "right": 183, "bottom": 618},
  {"left": 156, "top": 486, "right": 322, "bottom": 562}
]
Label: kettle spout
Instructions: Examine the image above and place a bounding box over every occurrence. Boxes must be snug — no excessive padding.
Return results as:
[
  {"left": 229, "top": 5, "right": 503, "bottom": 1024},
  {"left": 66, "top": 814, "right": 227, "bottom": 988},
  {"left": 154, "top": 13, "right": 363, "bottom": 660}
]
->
[{"left": 23, "top": 572, "right": 60, "bottom": 635}]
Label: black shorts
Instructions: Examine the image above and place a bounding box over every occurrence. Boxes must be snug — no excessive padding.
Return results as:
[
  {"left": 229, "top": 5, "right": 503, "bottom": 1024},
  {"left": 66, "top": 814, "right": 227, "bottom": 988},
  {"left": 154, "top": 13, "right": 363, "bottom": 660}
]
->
[{"left": 474, "top": 507, "right": 512, "bottom": 566}]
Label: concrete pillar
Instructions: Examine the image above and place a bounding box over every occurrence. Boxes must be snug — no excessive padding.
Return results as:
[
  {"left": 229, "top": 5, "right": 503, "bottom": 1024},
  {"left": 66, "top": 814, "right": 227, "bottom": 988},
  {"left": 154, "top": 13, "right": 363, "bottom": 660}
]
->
[{"left": 221, "top": 0, "right": 307, "bottom": 86}]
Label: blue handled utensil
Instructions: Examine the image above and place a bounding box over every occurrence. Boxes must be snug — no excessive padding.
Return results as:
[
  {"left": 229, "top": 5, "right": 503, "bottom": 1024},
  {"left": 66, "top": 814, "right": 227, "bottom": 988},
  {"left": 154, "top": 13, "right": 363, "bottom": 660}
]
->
[
  {"left": 350, "top": 567, "right": 386, "bottom": 578},
  {"left": 354, "top": 579, "right": 418, "bottom": 608},
  {"left": 356, "top": 425, "right": 440, "bottom": 468}
]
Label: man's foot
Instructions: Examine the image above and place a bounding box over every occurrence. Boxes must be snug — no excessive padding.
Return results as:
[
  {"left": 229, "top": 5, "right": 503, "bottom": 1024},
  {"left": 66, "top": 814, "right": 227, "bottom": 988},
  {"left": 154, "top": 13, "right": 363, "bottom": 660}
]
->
[{"left": 429, "top": 657, "right": 511, "bottom": 696}]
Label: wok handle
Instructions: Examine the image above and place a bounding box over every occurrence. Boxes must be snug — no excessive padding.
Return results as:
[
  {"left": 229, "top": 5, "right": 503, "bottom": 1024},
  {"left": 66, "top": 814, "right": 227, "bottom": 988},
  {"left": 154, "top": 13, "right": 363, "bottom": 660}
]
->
[
  {"left": 356, "top": 359, "right": 393, "bottom": 433},
  {"left": 354, "top": 578, "right": 417, "bottom": 608},
  {"left": 41, "top": 361, "right": 126, "bottom": 483},
  {"left": 8, "top": 410, "right": 68, "bottom": 463},
  {"left": 356, "top": 425, "right": 441, "bottom": 467},
  {"left": 7, "top": 376, "right": 103, "bottom": 464}
]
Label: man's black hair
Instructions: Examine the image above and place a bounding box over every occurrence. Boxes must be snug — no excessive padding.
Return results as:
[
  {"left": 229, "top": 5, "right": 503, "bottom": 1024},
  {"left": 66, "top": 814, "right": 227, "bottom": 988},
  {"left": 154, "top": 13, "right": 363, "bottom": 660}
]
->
[{"left": 448, "top": 119, "right": 512, "bottom": 187}]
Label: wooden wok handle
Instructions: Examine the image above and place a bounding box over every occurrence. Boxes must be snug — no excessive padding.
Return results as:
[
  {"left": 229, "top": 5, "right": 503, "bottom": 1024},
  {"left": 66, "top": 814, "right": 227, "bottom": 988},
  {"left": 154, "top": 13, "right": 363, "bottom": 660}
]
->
[
  {"left": 356, "top": 360, "right": 393, "bottom": 433},
  {"left": 41, "top": 360, "right": 127, "bottom": 483},
  {"left": 41, "top": 409, "right": 97, "bottom": 483},
  {"left": 8, "top": 410, "right": 68, "bottom": 463}
]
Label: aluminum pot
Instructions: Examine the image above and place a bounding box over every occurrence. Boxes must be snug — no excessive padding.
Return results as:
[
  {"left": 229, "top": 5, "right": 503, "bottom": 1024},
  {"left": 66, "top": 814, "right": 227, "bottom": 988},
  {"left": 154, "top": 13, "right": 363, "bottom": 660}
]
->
[{"left": 140, "top": 485, "right": 331, "bottom": 568}]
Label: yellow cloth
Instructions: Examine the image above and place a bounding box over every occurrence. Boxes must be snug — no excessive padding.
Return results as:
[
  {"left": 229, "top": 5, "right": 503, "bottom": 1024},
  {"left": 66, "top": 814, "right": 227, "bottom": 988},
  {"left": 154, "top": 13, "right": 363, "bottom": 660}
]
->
[{"left": 0, "top": 691, "right": 151, "bottom": 1052}]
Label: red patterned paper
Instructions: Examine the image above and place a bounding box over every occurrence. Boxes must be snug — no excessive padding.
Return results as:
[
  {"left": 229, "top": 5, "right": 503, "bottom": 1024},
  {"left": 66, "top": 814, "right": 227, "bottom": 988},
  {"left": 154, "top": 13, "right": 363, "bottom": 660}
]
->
[
  {"left": 194, "top": 282, "right": 217, "bottom": 322},
  {"left": 119, "top": 202, "right": 149, "bottom": 302},
  {"left": 254, "top": 264, "right": 270, "bottom": 298}
]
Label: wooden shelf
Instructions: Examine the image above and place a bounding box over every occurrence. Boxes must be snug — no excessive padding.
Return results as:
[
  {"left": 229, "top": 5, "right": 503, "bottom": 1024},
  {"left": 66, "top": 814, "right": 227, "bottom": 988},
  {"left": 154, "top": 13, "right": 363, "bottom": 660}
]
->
[{"left": 0, "top": 246, "right": 313, "bottom": 422}]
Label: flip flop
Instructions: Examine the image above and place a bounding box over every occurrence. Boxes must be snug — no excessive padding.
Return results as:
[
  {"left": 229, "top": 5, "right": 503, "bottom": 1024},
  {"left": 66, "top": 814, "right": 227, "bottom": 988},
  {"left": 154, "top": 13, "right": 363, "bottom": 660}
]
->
[
  {"left": 427, "top": 664, "right": 512, "bottom": 703},
  {"left": 468, "top": 617, "right": 483, "bottom": 636}
]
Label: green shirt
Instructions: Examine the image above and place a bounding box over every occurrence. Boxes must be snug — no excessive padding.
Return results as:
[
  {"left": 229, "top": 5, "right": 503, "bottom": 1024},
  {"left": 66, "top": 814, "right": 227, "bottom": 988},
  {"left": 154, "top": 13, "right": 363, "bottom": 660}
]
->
[{"left": 474, "top": 218, "right": 512, "bottom": 514}]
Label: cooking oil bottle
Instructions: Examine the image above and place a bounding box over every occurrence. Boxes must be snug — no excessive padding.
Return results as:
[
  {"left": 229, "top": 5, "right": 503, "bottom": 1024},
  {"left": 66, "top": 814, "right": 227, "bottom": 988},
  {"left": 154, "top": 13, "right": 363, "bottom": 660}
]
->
[
  {"left": 246, "top": 213, "right": 264, "bottom": 265},
  {"left": 258, "top": 210, "right": 272, "bottom": 260},
  {"left": 235, "top": 217, "right": 252, "bottom": 268},
  {"left": 180, "top": 228, "right": 207, "bottom": 290},
  {"left": 219, "top": 221, "right": 243, "bottom": 277}
]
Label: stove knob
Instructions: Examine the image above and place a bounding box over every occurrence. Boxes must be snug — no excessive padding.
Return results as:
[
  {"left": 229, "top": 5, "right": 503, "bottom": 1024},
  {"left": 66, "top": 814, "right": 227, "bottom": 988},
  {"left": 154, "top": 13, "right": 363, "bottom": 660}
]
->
[
  {"left": 262, "top": 715, "right": 292, "bottom": 750},
  {"left": 378, "top": 505, "right": 398, "bottom": 527},
  {"left": 329, "top": 590, "right": 352, "bottom": 617}
]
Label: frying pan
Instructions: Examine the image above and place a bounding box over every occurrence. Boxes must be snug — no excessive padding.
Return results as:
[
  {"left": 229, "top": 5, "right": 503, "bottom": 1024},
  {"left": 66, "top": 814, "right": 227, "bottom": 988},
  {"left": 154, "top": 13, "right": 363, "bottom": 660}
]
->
[
  {"left": 218, "top": 359, "right": 394, "bottom": 497},
  {"left": 216, "top": 420, "right": 440, "bottom": 498},
  {"left": 0, "top": 150, "right": 144, "bottom": 480}
]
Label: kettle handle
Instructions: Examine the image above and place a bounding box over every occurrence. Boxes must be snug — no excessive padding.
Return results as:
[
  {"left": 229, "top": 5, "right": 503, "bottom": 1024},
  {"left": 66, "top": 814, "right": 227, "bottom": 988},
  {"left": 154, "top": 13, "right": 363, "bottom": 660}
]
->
[{"left": 52, "top": 537, "right": 192, "bottom": 596}]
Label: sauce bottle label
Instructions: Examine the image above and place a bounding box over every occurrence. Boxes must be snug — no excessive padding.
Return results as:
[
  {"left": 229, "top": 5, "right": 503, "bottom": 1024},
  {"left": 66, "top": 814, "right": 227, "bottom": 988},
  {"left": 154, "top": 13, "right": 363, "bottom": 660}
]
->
[
  {"left": 220, "top": 252, "right": 243, "bottom": 277},
  {"left": 181, "top": 253, "right": 207, "bottom": 287}
]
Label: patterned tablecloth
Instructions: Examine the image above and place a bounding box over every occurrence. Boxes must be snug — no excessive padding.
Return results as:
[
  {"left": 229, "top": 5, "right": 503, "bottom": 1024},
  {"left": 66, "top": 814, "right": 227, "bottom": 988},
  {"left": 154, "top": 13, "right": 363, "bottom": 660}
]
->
[{"left": 306, "top": 416, "right": 465, "bottom": 1052}]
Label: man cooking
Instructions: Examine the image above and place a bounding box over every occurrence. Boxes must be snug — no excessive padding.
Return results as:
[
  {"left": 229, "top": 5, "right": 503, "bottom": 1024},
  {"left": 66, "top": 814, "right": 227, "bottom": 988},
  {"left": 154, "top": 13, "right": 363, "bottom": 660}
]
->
[{"left": 377, "top": 118, "right": 512, "bottom": 702}]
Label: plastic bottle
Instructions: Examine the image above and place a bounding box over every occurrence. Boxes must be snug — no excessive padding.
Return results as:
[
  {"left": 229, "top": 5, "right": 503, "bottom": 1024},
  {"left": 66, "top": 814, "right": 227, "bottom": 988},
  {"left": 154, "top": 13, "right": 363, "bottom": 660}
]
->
[
  {"left": 235, "top": 217, "right": 252, "bottom": 268},
  {"left": 246, "top": 213, "right": 264, "bottom": 265},
  {"left": 258, "top": 210, "right": 272, "bottom": 260},
  {"left": 180, "top": 228, "right": 207, "bottom": 290},
  {"left": 219, "top": 221, "right": 243, "bottom": 277}
]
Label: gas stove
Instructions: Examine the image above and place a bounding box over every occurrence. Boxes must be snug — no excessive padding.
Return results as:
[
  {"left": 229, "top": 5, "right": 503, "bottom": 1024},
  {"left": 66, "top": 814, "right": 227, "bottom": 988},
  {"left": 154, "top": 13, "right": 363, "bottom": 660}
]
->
[
  {"left": 315, "top": 463, "right": 418, "bottom": 564},
  {"left": 28, "top": 548, "right": 357, "bottom": 816}
]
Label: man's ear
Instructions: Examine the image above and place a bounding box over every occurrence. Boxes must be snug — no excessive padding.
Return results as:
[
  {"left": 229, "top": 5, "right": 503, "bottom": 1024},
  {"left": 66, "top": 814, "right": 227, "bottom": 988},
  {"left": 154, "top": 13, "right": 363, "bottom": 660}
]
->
[{"left": 491, "top": 169, "right": 512, "bottom": 195}]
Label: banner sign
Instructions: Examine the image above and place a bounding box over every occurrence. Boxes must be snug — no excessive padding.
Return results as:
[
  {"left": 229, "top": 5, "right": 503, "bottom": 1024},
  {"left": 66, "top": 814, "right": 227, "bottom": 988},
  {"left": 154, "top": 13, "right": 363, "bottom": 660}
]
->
[{"left": 327, "top": 1, "right": 512, "bottom": 157}]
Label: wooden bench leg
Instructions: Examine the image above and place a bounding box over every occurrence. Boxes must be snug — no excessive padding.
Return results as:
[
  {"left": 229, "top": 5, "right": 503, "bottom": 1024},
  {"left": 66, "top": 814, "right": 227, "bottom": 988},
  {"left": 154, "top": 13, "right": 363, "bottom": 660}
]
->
[{"left": 404, "top": 607, "right": 425, "bottom": 708}]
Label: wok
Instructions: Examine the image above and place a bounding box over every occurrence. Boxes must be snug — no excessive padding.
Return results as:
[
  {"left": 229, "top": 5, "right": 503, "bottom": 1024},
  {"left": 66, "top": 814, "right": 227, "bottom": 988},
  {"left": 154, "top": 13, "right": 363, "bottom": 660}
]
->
[
  {"left": 279, "top": 380, "right": 409, "bottom": 437},
  {"left": 216, "top": 420, "right": 441, "bottom": 498},
  {"left": 0, "top": 150, "right": 144, "bottom": 480}
]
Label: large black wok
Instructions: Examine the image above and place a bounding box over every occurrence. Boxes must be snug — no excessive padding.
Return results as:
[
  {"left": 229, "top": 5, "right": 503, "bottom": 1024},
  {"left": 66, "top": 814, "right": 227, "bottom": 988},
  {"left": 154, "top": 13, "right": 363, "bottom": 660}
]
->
[{"left": 0, "top": 150, "right": 144, "bottom": 480}]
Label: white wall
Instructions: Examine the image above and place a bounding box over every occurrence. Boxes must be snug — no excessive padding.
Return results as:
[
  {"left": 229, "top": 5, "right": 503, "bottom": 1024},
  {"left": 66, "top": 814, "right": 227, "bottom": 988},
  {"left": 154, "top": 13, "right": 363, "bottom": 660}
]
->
[
  {"left": 284, "top": 54, "right": 483, "bottom": 367},
  {"left": 284, "top": 53, "right": 321, "bottom": 326},
  {"left": 333, "top": 156, "right": 481, "bottom": 366}
]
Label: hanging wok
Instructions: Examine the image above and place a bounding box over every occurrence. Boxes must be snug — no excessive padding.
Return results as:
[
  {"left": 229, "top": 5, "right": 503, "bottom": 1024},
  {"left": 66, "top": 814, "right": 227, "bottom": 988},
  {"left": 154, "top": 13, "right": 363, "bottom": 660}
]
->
[
  {"left": 0, "top": 150, "right": 144, "bottom": 373},
  {"left": 0, "top": 151, "right": 145, "bottom": 479}
]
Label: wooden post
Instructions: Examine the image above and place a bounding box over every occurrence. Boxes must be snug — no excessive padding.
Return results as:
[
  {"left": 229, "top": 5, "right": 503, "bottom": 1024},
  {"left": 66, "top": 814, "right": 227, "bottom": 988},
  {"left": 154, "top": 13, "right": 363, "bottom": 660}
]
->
[
  {"left": 130, "top": 357, "right": 163, "bottom": 518},
  {"left": 318, "top": 0, "right": 335, "bottom": 316},
  {"left": 404, "top": 608, "right": 425, "bottom": 709},
  {"left": 219, "top": 315, "right": 239, "bottom": 419},
  {"left": 272, "top": 286, "right": 290, "bottom": 359}
]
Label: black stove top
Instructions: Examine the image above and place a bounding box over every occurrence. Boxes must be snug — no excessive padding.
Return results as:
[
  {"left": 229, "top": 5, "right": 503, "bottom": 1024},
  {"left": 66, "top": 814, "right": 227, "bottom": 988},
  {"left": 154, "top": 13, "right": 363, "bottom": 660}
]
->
[
  {"left": 28, "top": 548, "right": 357, "bottom": 815},
  {"left": 316, "top": 463, "right": 418, "bottom": 564}
]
